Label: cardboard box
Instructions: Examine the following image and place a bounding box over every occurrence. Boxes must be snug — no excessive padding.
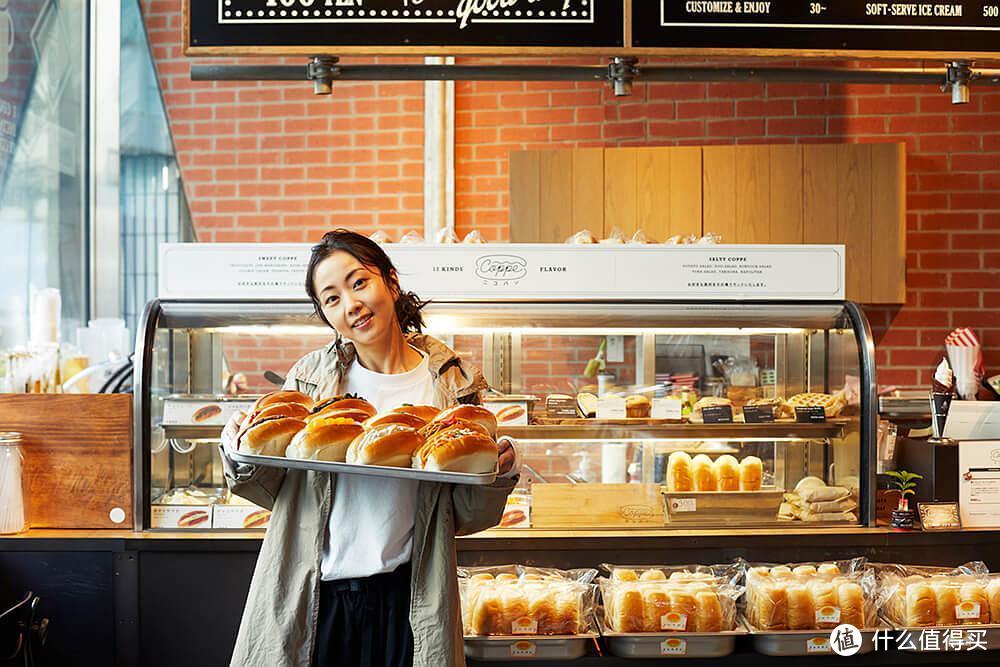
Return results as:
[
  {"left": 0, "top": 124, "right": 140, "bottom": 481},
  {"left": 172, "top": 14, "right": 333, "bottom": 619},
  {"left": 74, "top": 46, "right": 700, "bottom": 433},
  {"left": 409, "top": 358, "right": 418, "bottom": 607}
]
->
[
  {"left": 151, "top": 505, "right": 213, "bottom": 529},
  {"left": 213, "top": 505, "right": 271, "bottom": 529}
]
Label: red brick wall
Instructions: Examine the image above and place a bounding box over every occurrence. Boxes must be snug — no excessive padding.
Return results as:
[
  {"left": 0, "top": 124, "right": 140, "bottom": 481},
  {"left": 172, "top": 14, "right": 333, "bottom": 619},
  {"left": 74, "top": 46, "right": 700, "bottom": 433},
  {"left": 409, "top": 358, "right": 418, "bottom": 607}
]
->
[{"left": 141, "top": 6, "right": 999, "bottom": 386}]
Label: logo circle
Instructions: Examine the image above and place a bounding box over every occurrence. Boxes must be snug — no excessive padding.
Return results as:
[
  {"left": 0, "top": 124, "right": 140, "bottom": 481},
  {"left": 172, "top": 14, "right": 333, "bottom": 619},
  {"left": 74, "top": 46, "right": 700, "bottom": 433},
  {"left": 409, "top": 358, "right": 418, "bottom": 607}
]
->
[{"left": 830, "top": 624, "right": 862, "bottom": 657}]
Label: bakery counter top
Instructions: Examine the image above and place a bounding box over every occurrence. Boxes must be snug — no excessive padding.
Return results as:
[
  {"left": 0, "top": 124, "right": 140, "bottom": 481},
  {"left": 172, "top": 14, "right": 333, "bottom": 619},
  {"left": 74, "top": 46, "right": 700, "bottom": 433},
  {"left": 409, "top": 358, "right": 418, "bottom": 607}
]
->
[{"left": 0, "top": 528, "right": 264, "bottom": 551}]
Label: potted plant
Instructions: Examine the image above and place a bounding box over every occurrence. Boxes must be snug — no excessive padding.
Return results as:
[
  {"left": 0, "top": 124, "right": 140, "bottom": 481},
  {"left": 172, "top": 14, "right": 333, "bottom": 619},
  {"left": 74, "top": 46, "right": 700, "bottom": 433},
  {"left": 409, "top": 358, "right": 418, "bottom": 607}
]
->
[{"left": 885, "top": 470, "right": 923, "bottom": 530}]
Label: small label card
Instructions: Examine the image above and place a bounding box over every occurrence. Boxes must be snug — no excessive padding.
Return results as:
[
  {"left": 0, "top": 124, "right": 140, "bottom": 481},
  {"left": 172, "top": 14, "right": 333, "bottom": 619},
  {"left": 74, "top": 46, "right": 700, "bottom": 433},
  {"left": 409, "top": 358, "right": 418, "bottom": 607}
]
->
[
  {"left": 702, "top": 405, "right": 734, "bottom": 424},
  {"left": 742, "top": 405, "right": 775, "bottom": 423},
  {"left": 597, "top": 395, "right": 627, "bottom": 420},
  {"left": 652, "top": 398, "right": 683, "bottom": 420},
  {"left": 795, "top": 406, "right": 827, "bottom": 423},
  {"left": 670, "top": 498, "right": 697, "bottom": 513},
  {"left": 659, "top": 638, "right": 687, "bottom": 656}
]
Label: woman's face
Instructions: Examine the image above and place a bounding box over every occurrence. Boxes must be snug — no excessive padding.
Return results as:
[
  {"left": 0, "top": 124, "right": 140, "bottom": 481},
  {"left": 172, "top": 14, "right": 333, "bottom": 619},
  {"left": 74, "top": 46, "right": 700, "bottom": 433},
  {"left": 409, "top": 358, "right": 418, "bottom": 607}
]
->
[{"left": 313, "top": 250, "right": 399, "bottom": 348}]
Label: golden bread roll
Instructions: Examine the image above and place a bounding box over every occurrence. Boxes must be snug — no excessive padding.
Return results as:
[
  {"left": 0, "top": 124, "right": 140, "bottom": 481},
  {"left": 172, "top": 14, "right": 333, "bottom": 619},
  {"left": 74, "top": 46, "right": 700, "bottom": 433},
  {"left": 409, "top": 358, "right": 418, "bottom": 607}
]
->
[
  {"left": 470, "top": 589, "right": 503, "bottom": 635},
  {"left": 613, "top": 586, "right": 645, "bottom": 633},
  {"left": 346, "top": 424, "right": 425, "bottom": 467},
  {"left": 906, "top": 583, "right": 937, "bottom": 626},
  {"left": 667, "top": 451, "right": 693, "bottom": 492},
  {"left": 749, "top": 566, "right": 771, "bottom": 579},
  {"left": 612, "top": 569, "right": 639, "bottom": 583},
  {"left": 817, "top": 563, "right": 842, "bottom": 577},
  {"left": 739, "top": 456, "right": 763, "bottom": 491},
  {"left": 250, "top": 390, "right": 312, "bottom": 414},
  {"left": 363, "top": 411, "right": 427, "bottom": 430},
  {"left": 499, "top": 588, "right": 529, "bottom": 635},
  {"left": 694, "top": 590, "right": 723, "bottom": 632},
  {"left": 786, "top": 584, "right": 815, "bottom": 630},
  {"left": 418, "top": 417, "right": 491, "bottom": 441},
  {"left": 770, "top": 566, "right": 793, "bottom": 578},
  {"left": 431, "top": 405, "right": 499, "bottom": 438},
  {"left": 639, "top": 569, "right": 667, "bottom": 582},
  {"left": 625, "top": 394, "right": 651, "bottom": 418},
  {"left": 470, "top": 573, "right": 495, "bottom": 584},
  {"left": 932, "top": 581, "right": 959, "bottom": 625},
  {"left": 285, "top": 417, "right": 363, "bottom": 461},
  {"left": 987, "top": 579, "right": 1000, "bottom": 624},
  {"left": 838, "top": 582, "right": 865, "bottom": 628},
  {"left": 311, "top": 396, "right": 376, "bottom": 417},
  {"left": 254, "top": 401, "right": 312, "bottom": 423},
  {"left": 308, "top": 407, "right": 372, "bottom": 424},
  {"left": 809, "top": 581, "right": 840, "bottom": 629},
  {"left": 524, "top": 585, "right": 556, "bottom": 634},
  {"left": 496, "top": 573, "right": 518, "bottom": 583},
  {"left": 240, "top": 417, "right": 306, "bottom": 457},
  {"left": 521, "top": 574, "right": 545, "bottom": 582},
  {"left": 793, "top": 565, "right": 817, "bottom": 577},
  {"left": 392, "top": 404, "right": 441, "bottom": 423},
  {"left": 960, "top": 582, "right": 990, "bottom": 624},
  {"left": 713, "top": 455, "right": 740, "bottom": 491},
  {"left": 668, "top": 589, "right": 696, "bottom": 632},
  {"left": 412, "top": 426, "right": 498, "bottom": 473},
  {"left": 642, "top": 587, "right": 671, "bottom": 632},
  {"left": 692, "top": 454, "right": 717, "bottom": 491},
  {"left": 757, "top": 582, "right": 788, "bottom": 630},
  {"left": 553, "top": 588, "right": 582, "bottom": 635}
]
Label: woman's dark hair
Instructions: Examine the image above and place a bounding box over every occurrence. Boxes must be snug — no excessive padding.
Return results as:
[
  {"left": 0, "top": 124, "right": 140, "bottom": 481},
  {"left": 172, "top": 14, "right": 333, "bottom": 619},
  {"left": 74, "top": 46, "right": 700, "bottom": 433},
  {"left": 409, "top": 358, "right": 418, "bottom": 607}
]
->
[{"left": 305, "top": 229, "right": 428, "bottom": 333}]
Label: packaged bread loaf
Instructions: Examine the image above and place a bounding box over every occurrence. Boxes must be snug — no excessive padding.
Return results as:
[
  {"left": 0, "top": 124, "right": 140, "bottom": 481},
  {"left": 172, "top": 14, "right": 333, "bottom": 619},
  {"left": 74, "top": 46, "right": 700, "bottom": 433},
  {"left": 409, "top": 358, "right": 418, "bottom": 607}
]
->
[
  {"left": 665, "top": 452, "right": 768, "bottom": 493},
  {"left": 875, "top": 562, "right": 993, "bottom": 627},
  {"left": 459, "top": 565, "right": 597, "bottom": 636},
  {"left": 743, "top": 558, "right": 876, "bottom": 631},
  {"left": 599, "top": 564, "right": 742, "bottom": 634}
]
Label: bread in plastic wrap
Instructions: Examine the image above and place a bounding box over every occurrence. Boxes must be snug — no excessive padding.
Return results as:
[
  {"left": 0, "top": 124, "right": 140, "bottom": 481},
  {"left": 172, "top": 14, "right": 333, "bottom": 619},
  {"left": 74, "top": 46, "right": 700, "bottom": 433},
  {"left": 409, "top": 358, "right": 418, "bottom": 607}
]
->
[
  {"left": 874, "top": 561, "right": 994, "bottom": 627},
  {"left": 459, "top": 565, "right": 597, "bottom": 636}
]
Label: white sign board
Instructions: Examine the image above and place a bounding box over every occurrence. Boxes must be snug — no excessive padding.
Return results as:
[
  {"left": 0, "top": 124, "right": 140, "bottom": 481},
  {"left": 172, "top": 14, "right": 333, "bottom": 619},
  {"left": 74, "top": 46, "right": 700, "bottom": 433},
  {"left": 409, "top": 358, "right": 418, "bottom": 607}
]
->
[
  {"left": 959, "top": 441, "right": 1000, "bottom": 528},
  {"left": 943, "top": 402, "right": 1000, "bottom": 441},
  {"left": 159, "top": 243, "right": 845, "bottom": 301}
]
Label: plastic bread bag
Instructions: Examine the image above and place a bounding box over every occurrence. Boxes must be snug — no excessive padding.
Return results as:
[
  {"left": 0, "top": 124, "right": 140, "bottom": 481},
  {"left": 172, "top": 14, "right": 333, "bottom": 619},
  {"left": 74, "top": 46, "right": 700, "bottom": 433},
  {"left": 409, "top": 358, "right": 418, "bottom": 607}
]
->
[
  {"left": 628, "top": 229, "right": 649, "bottom": 244},
  {"left": 598, "top": 576, "right": 742, "bottom": 633},
  {"left": 599, "top": 226, "right": 627, "bottom": 244},
  {"left": 696, "top": 232, "right": 722, "bottom": 245},
  {"left": 458, "top": 565, "right": 598, "bottom": 636},
  {"left": 462, "top": 230, "right": 485, "bottom": 244},
  {"left": 740, "top": 558, "right": 876, "bottom": 631},
  {"left": 565, "top": 229, "right": 597, "bottom": 244},
  {"left": 368, "top": 230, "right": 392, "bottom": 244},
  {"left": 398, "top": 231, "right": 424, "bottom": 244},
  {"left": 601, "top": 562, "right": 743, "bottom": 588},
  {"left": 664, "top": 234, "right": 686, "bottom": 245},
  {"left": 871, "top": 561, "right": 992, "bottom": 628},
  {"left": 434, "top": 227, "right": 460, "bottom": 244}
]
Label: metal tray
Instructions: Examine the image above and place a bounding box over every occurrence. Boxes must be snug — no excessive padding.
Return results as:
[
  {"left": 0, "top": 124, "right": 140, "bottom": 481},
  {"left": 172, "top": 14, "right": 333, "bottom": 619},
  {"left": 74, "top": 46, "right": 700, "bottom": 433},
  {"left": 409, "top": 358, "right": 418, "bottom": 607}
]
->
[
  {"left": 750, "top": 625, "right": 884, "bottom": 656},
  {"left": 601, "top": 626, "right": 746, "bottom": 659},
  {"left": 661, "top": 489, "right": 784, "bottom": 525},
  {"left": 894, "top": 623, "right": 1000, "bottom": 652},
  {"left": 227, "top": 443, "right": 497, "bottom": 486},
  {"left": 463, "top": 634, "right": 597, "bottom": 661}
]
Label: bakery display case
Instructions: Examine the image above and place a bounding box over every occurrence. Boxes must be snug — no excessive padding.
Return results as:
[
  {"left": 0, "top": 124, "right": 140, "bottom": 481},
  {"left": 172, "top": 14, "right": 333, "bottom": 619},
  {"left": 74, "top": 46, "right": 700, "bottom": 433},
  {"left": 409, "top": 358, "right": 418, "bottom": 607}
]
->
[{"left": 134, "top": 297, "right": 875, "bottom": 532}]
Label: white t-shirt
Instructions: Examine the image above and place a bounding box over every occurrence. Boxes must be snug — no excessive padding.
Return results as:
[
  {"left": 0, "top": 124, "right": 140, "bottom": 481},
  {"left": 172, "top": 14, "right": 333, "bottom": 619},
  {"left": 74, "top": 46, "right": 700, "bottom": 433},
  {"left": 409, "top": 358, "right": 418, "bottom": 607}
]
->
[{"left": 320, "top": 348, "right": 434, "bottom": 581}]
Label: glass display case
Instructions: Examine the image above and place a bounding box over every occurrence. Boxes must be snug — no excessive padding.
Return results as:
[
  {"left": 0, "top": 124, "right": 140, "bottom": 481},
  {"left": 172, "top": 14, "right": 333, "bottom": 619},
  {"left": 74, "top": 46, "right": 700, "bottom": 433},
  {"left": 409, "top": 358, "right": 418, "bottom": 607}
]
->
[{"left": 134, "top": 299, "right": 875, "bottom": 531}]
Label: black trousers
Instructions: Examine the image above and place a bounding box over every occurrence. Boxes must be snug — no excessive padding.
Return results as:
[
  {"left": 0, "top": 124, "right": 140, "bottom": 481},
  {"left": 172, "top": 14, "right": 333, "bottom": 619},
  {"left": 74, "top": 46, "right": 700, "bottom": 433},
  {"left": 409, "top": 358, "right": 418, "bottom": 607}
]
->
[{"left": 313, "top": 562, "right": 415, "bottom": 667}]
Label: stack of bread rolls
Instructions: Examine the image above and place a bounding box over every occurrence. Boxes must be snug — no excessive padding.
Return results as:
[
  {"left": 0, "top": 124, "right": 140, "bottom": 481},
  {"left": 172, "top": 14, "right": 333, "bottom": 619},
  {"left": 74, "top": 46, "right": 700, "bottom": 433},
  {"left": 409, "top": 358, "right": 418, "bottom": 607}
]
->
[
  {"left": 745, "top": 562, "right": 871, "bottom": 630},
  {"left": 461, "top": 569, "right": 594, "bottom": 636},
  {"left": 666, "top": 452, "right": 763, "bottom": 492},
  {"left": 235, "top": 391, "right": 499, "bottom": 474},
  {"left": 881, "top": 570, "right": 1000, "bottom": 627},
  {"left": 600, "top": 567, "right": 738, "bottom": 633}
]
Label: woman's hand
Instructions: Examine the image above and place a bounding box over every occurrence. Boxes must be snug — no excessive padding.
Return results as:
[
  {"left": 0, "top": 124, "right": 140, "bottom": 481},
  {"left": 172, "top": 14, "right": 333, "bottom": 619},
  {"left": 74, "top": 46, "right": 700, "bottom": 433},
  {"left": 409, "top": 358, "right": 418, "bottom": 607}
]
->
[{"left": 497, "top": 437, "right": 517, "bottom": 476}]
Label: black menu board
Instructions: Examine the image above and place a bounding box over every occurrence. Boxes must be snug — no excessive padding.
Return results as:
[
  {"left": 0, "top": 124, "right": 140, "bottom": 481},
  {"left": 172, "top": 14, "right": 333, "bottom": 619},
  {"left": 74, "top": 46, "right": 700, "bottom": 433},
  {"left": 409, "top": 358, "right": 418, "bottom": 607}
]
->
[
  {"left": 187, "top": 0, "right": 625, "bottom": 52},
  {"left": 632, "top": 0, "right": 1000, "bottom": 54}
]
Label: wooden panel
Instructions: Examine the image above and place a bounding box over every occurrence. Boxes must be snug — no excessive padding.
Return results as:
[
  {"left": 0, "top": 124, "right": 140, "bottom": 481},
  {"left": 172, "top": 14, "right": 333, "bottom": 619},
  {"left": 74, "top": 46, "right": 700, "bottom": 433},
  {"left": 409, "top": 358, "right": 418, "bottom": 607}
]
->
[
  {"left": 636, "top": 147, "right": 673, "bottom": 241},
  {"left": 508, "top": 151, "right": 541, "bottom": 243},
  {"left": 734, "top": 145, "right": 771, "bottom": 243},
  {"left": 1, "top": 394, "right": 133, "bottom": 529},
  {"left": 538, "top": 151, "right": 574, "bottom": 244},
  {"left": 870, "top": 143, "right": 907, "bottom": 304},
  {"left": 571, "top": 148, "right": 605, "bottom": 239},
  {"left": 669, "top": 147, "right": 703, "bottom": 240},
  {"left": 769, "top": 144, "right": 804, "bottom": 244},
  {"left": 802, "top": 144, "right": 840, "bottom": 245},
  {"left": 604, "top": 148, "right": 638, "bottom": 238},
  {"left": 703, "top": 146, "right": 739, "bottom": 242},
  {"left": 838, "top": 144, "right": 873, "bottom": 303},
  {"left": 531, "top": 483, "right": 663, "bottom": 528}
]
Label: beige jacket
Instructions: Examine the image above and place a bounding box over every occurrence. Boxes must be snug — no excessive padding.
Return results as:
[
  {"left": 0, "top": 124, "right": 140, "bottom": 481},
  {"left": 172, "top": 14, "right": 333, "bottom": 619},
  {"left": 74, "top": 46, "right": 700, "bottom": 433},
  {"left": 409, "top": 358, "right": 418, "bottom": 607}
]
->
[{"left": 223, "top": 334, "right": 515, "bottom": 666}]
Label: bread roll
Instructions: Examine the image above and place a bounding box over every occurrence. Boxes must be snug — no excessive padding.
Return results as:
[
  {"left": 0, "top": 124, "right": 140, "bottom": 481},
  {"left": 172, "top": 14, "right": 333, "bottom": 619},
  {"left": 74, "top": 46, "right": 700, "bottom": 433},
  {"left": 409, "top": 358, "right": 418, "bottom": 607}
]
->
[
  {"left": 412, "top": 426, "right": 498, "bottom": 473},
  {"left": 960, "top": 582, "right": 990, "bottom": 624},
  {"left": 667, "top": 451, "right": 693, "bottom": 492},
  {"left": 669, "top": 589, "right": 696, "bottom": 632},
  {"left": 254, "top": 401, "right": 312, "bottom": 423},
  {"left": 642, "top": 587, "right": 671, "bottom": 632},
  {"left": 838, "top": 582, "right": 865, "bottom": 628},
  {"left": 418, "top": 417, "right": 491, "bottom": 441},
  {"left": 431, "top": 405, "right": 498, "bottom": 438},
  {"left": 392, "top": 404, "right": 441, "bottom": 423},
  {"left": 694, "top": 590, "right": 723, "bottom": 632},
  {"left": 906, "top": 583, "right": 937, "bottom": 626},
  {"left": 987, "top": 579, "right": 1000, "bottom": 625},
  {"left": 470, "top": 573, "right": 495, "bottom": 584},
  {"left": 346, "top": 424, "right": 425, "bottom": 467},
  {"left": 612, "top": 569, "right": 639, "bottom": 583},
  {"left": 625, "top": 395, "right": 651, "bottom": 418},
  {"left": 749, "top": 566, "right": 771, "bottom": 579},
  {"left": 817, "top": 563, "right": 842, "bottom": 578},
  {"left": 311, "top": 396, "right": 376, "bottom": 417},
  {"left": 931, "top": 581, "right": 958, "bottom": 625},
  {"left": 308, "top": 407, "right": 372, "bottom": 424},
  {"left": 757, "top": 582, "right": 788, "bottom": 630},
  {"left": 499, "top": 588, "right": 529, "bottom": 634},
  {"left": 786, "top": 584, "right": 815, "bottom": 629},
  {"left": 809, "top": 580, "right": 840, "bottom": 629},
  {"left": 613, "top": 586, "right": 645, "bottom": 633},
  {"left": 240, "top": 417, "right": 306, "bottom": 457},
  {"left": 639, "top": 569, "right": 667, "bottom": 582},
  {"left": 496, "top": 573, "right": 518, "bottom": 583},
  {"left": 739, "top": 456, "right": 763, "bottom": 491},
  {"left": 692, "top": 454, "right": 717, "bottom": 491},
  {"left": 250, "top": 390, "right": 312, "bottom": 414},
  {"left": 285, "top": 418, "right": 363, "bottom": 461},
  {"left": 771, "top": 566, "right": 793, "bottom": 578},
  {"left": 553, "top": 588, "right": 582, "bottom": 635},
  {"left": 713, "top": 455, "right": 740, "bottom": 491},
  {"left": 525, "top": 585, "right": 557, "bottom": 634},
  {"left": 363, "top": 411, "right": 427, "bottom": 430},
  {"left": 470, "top": 589, "right": 503, "bottom": 635},
  {"left": 793, "top": 565, "right": 817, "bottom": 577}
]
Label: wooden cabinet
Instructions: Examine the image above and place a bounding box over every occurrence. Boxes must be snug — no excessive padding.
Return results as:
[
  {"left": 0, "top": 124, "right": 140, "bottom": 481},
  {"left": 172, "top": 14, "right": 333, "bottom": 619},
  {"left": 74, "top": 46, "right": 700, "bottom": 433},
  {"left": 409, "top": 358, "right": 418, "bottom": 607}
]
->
[{"left": 509, "top": 143, "right": 906, "bottom": 304}]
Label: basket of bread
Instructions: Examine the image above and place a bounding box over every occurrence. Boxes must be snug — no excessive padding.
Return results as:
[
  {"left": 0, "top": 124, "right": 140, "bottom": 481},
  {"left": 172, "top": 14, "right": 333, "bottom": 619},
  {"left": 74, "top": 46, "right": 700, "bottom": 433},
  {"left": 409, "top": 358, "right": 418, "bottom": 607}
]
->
[
  {"left": 225, "top": 390, "right": 500, "bottom": 484},
  {"left": 660, "top": 452, "right": 784, "bottom": 525},
  {"left": 598, "top": 563, "right": 746, "bottom": 658},
  {"left": 460, "top": 565, "right": 599, "bottom": 660}
]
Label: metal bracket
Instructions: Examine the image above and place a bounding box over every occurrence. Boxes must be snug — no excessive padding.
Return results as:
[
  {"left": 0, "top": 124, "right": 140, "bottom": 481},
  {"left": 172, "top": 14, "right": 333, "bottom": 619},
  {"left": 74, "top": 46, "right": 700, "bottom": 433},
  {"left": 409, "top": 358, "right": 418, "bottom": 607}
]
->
[
  {"left": 307, "top": 56, "right": 341, "bottom": 95},
  {"left": 944, "top": 60, "right": 973, "bottom": 105},
  {"left": 607, "top": 57, "right": 639, "bottom": 97}
]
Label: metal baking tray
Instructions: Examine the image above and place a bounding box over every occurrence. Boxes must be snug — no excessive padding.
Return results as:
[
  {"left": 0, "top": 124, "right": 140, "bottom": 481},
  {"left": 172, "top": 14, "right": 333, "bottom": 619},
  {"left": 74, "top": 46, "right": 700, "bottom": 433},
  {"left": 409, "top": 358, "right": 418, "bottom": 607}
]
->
[
  {"left": 893, "top": 623, "right": 1000, "bottom": 652},
  {"left": 661, "top": 489, "right": 784, "bottom": 525},
  {"left": 750, "top": 625, "right": 884, "bottom": 656},
  {"left": 226, "top": 443, "right": 497, "bottom": 486},
  {"left": 601, "top": 626, "right": 746, "bottom": 659},
  {"left": 463, "top": 634, "right": 597, "bottom": 661}
]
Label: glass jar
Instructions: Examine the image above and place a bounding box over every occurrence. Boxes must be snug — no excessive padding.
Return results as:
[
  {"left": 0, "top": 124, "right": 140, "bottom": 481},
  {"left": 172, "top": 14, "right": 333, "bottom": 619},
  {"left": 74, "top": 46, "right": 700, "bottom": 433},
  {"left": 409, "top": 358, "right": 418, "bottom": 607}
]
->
[{"left": 0, "top": 432, "right": 26, "bottom": 534}]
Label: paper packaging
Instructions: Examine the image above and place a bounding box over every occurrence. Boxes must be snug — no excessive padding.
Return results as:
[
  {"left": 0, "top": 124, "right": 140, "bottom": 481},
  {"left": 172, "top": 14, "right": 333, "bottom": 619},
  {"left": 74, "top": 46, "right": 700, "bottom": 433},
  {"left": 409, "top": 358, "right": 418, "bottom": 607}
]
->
[
  {"left": 946, "top": 328, "right": 984, "bottom": 401},
  {"left": 151, "top": 505, "right": 213, "bottom": 529},
  {"left": 161, "top": 399, "right": 254, "bottom": 426},
  {"left": 213, "top": 505, "right": 271, "bottom": 529},
  {"left": 498, "top": 494, "right": 531, "bottom": 528},
  {"left": 482, "top": 400, "right": 529, "bottom": 426}
]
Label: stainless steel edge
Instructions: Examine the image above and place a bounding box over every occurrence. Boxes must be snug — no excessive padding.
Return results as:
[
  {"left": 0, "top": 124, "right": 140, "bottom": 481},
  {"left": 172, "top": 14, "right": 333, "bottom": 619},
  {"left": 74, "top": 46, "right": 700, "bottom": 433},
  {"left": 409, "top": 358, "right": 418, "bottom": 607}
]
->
[
  {"left": 844, "top": 300, "right": 878, "bottom": 527},
  {"left": 133, "top": 299, "right": 163, "bottom": 531}
]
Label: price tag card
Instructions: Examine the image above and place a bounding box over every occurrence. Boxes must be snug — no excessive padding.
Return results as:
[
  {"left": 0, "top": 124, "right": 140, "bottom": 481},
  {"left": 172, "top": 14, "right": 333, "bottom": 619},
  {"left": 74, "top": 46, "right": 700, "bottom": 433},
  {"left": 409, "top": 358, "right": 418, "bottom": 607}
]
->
[
  {"left": 795, "top": 406, "right": 827, "bottom": 423},
  {"left": 815, "top": 605, "right": 841, "bottom": 625},
  {"left": 701, "top": 405, "right": 734, "bottom": 423},
  {"left": 652, "top": 398, "right": 683, "bottom": 420},
  {"left": 669, "top": 498, "right": 697, "bottom": 513},
  {"left": 742, "top": 405, "right": 775, "bottom": 423},
  {"left": 597, "top": 395, "right": 627, "bottom": 419},
  {"left": 660, "top": 612, "right": 688, "bottom": 631},
  {"left": 956, "top": 601, "right": 982, "bottom": 620}
]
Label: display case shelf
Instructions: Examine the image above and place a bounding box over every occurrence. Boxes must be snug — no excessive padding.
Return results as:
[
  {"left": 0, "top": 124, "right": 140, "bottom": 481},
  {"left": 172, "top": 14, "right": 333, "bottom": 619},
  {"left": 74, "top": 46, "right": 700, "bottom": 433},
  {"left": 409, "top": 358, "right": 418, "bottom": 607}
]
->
[{"left": 499, "top": 419, "right": 850, "bottom": 441}]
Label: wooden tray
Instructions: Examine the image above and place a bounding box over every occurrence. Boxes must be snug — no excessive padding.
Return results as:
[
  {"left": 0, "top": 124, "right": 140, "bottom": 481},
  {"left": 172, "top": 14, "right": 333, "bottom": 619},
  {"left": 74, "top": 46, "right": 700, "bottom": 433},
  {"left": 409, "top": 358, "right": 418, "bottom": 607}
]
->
[{"left": 531, "top": 483, "right": 663, "bottom": 528}]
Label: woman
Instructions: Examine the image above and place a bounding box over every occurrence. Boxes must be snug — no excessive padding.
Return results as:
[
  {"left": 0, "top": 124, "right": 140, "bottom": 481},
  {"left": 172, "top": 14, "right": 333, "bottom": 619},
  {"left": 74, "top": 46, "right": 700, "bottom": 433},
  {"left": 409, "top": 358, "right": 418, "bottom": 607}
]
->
[{"left": 221, "top": 229, "right": 518, "bottom": 667}]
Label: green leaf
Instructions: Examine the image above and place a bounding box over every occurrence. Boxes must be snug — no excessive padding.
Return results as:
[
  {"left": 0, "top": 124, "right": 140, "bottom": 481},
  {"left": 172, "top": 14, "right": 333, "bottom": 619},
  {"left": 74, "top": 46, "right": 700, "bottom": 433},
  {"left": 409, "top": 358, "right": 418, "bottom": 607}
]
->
[{"left": 885, "top": 471, "right": 903, "bottom": 480}]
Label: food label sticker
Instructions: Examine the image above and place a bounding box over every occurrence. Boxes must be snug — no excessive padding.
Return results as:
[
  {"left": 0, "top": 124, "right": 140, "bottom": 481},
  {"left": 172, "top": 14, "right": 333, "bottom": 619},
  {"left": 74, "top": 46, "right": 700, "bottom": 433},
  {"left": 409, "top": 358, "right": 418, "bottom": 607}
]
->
[
  {"left": 660, "top": 612, "right": 688, "bottom": 631},
  {"left": 742, "top": 405, "right": 775, "bottom": 423},
  {"left": 509, "top": 640, "right": 537, "bottom": 657},
  {"left": 659, "top": 638, "right": 687, "bottom": 656},
  {"left": 670, "top": 498, "right": 697, "bottom": 512},
  {"left": 795, "top": 406, "right": 827, "bottom": 423},
  {"left": 701, "top": 405, "right": 734, "bottom": 424},
  {"left": 806, "top": 637, "right": 831, "bottom": 653},
  {"left": 597, "top": 395, "right": 627, "bottom": 419},
  {"left": 956, "top": 601, "right": 981, "bottom": 620},
  {"left": 511, "top": 617, "right": 538, "bottom": 635},
  {"left": 815, "top": 605, "right": 841, "bottom": 625},
  {"left": 652, "top": 398, "right": 683, "bottom": 420}
]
